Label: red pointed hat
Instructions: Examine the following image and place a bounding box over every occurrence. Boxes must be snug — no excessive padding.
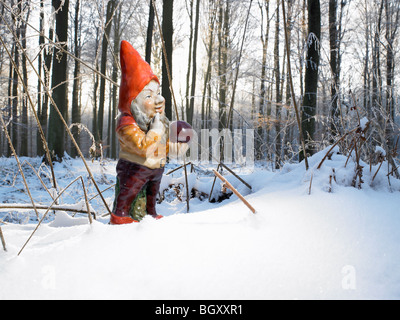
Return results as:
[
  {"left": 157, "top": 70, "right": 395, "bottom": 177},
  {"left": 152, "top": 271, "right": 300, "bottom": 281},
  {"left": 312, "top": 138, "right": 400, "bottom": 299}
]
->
[{"left": 118, "top": 40, "right": 159, "bottom": 115}]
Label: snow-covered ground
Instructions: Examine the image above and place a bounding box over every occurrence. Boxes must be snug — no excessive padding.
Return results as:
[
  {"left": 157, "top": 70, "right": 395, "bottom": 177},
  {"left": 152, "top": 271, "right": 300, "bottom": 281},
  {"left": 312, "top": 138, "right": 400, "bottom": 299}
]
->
[{"left": 0, "top": 148, "right": 399, "bottom": 300}]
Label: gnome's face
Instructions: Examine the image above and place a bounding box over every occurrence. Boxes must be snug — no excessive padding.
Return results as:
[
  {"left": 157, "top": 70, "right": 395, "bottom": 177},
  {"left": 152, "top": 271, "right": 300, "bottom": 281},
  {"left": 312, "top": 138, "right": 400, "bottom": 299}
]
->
[
  {"left": 135, "top": 80, "right": 165, "bottom": 118},
  {"left": 130, "top": 80, "right": 169, "bottom": 132}
]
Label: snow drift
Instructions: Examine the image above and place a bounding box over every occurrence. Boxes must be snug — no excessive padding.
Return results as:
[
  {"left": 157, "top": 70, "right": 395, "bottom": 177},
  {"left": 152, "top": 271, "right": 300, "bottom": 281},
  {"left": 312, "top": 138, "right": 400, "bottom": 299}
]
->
[{"left": 0, "top": 148, "right": 399, "bottom": 300}]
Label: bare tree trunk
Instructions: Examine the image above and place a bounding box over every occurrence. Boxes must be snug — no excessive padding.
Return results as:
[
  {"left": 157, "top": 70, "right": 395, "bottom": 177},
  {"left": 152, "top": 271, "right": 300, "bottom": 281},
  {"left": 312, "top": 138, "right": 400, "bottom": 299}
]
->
[
  {"left": 185, "top": 0, "right": 194, "bottom": 121},
  {"left": 329, "top": 0, "right": 340, "bottom": 139},
  {"left": 218, "top": 0, "right": 229, "bottom": 131},
  {"left": 201, "top": 0, "right": 217, "bottom": 130},
  {"left": 372, "top": 0, "right": 384, "bottom": 128},
  {"left": 301, "top": 0, "right": 320, "bottom": 160},
  {"left": 363, "top": 0, "right": 370, "bottom": 114},
  {"left": 110, "top": 1, "right": 121, "bottom": 159},
  {"left": 20, "top": 1, "right": 30, "bottom": 157},
  {"left": 97, "top": 0, "right": 115, "bottom": 143},
  {"left": 257, "top": 0, "right": 270, "bottom": 160},
  {"left": 187, "top": 0, "right": 200, "bottom": 126},
  {"left": 37, "top": 0, "right": 45, "bottom": 156},
  {"left": 11, "top": 0, "right": 22, "bottom": 156},
  {"left": 284, "top": 0, "right": 294, "bottom": 160},
  {"left": 145, "top": 0, "right": 155, "bottom": 64},
  {"left": 71, "top": 0, "right": 81, "bottom": 158},
  {"left": 47, "top": 0, "right": 69, "bottom": 161},
  {"left": 39, "top": 4, "right": 54, "bottom": 157},
  {"left": 92, "top": 26, "right": 100, "bottom": 142},
  {"left": 274, "top": 0, "right": 281, "bottom": 168},
  {"left": 162, "top": 0, "right": 174, "bottom": 120},
  {"left": 385, "top": 0, "right": 400, "bottom": 150}
]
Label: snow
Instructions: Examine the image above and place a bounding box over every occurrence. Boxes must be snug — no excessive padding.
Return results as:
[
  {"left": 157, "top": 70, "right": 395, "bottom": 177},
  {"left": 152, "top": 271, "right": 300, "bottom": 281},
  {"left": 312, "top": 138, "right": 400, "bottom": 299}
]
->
[
  {"left": 360, "top": 117, "right": 369, "bottom": 130},
  {"left": 0, "top": 149, "right": 400, "bottom": 300}
]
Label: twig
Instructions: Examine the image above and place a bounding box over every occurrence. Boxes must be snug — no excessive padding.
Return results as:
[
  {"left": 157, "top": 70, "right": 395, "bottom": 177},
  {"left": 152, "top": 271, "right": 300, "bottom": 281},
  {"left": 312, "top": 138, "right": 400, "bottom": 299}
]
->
[
  {"left": 79, "top": 177, "right": 93, "bottom": 224},
  {"left": 89, "top": 184, "right": 115, "bottom": 202},
  {"left": 219, "top": 162, "right": 252, "bottom": 190},
  {"left": 387, "top": 165, "right": 400, "bottom": 177},
  {"left": 0, "top": 226, "right": 6, "bottom": 252},
  {"left": 372, "top": 159, "right": 384, "bottom": 183},
  {"left": 317, "top": 128, "right": 357, "bottom": 170},
  {"left": 213, "top": 169, "right": 256, "bottom": 214},
  {"left": 166, "top": 162, "right": 192, "bottom": 176},
  {"left": 344, "top": 138, "right": 356, "bottom": 168}
]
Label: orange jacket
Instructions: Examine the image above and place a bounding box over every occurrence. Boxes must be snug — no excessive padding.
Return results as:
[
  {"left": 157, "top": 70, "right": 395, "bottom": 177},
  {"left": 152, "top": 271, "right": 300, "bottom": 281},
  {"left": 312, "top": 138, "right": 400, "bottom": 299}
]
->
[{"left": 117, "top": 115, "right": 169, "bottom": 169}]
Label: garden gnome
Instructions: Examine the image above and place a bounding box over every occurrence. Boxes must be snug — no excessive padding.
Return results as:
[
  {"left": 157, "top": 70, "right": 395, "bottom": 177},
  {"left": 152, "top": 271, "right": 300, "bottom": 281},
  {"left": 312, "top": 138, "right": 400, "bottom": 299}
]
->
[{"left": 110, "top": 40, "right": 188, "bottom": 225}]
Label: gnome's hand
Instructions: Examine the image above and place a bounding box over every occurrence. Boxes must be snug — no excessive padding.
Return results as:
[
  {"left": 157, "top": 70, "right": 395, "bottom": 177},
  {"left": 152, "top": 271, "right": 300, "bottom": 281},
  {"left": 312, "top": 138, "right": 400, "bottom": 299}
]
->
[
  {"left": 149, "top": 113, "right": 165, "bottom": 136},
  {"left": 168, "top": 141, "right": 189, "bottom": 159}
]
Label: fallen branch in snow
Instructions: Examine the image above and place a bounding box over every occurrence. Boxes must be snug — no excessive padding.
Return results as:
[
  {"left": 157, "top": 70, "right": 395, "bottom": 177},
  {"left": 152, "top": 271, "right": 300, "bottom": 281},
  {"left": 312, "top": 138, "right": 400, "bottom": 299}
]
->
[
  {"left": 0, "top": 204, "right": 96, "bottom": 216},
  {"left": 213, "top": 170, "right": 256, "bottom": 214},
  {"left": 0, "top": 226, "right": 6, "bottom": 252}
]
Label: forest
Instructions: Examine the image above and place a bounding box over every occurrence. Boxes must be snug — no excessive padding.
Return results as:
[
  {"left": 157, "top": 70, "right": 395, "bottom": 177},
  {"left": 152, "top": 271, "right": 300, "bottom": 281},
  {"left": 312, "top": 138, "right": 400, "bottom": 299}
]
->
[{"left": 0, "top": 0, "right": 399, "bottom": 175}]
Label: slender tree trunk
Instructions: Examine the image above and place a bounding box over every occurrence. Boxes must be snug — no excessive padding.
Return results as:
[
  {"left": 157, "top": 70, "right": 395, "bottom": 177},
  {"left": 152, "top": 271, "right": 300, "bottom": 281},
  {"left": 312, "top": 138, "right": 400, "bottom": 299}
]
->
[
  {"left": 145, "top": 0, "right": 155, "bottom": 64},
  {"left": 97, "top": 0, "right": 115, "bottom": 143},
  {"left": 301, "top": 0, "right": 320, "bottom": 160},
  {"left": 372, "top": 1, "right": 384, "bottom": 127},
  {"left": 71, "top": 0, "right": 81, "bottom": 158},
  {"left": 218, "top": 0, "right": 229, "bottom": 131},
  {"left": 187, "top": 0, "right": 200, "bottom": 126},
  {"left": 258, "top": 0, "right": 270, "bottom": 160},
  {"left": 284, "top": 0, "right": 294, "bottom": 160},
  {"left": 329, "top": 0, "right": 340, "bottom": 139},
  {"left": 111, "top": 1, "right": 121, "bottom": 159},
  {"left": 385, "top": 0, "right": 399, "bottom": 150},
  {"left": 6, "top": 43, "right": 15, "bottom": 157},
  {"left": 92, "top": 27, "right": 100, "bottom": 142},
  {"left": 47, "top": 0, "right": 69, "bottom": 161},
  {"left": 37, "top": 0, "right": 45, "bottom": 156},
  {"left": 274, "top": 0, "right": 281, "bottom": 168},
  {"left": 20, "top": 2, "right": 30, "bottom": 157},
  {"left": 363, "top": 0, "right": 370, "bottom": 114},
  {"left": 162, "top": 0, "right": 174, "bottom": 120},
  {"left": 185, "top": 0, "right": 194, "bottom": 121},
  {"left": 11, "top": 0, "right": 21, "bottom": 155},
  {"left": 201, "top": 0, "right": 217, "bottom": 130},
  {"left": 40, "top": 6, "right": 54, "bottom": 157}
]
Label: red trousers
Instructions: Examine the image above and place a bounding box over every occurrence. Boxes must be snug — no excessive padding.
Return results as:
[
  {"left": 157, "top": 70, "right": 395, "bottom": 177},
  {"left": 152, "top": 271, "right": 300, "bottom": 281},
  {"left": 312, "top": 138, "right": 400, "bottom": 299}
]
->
[{"left": 111, "top": 159, "right": 164, "bottom": 224}]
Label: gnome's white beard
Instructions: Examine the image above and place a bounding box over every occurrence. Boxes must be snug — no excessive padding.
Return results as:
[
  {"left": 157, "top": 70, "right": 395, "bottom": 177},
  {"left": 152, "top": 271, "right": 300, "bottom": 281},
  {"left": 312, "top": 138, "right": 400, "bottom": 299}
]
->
[{"left": 130, "top": 100, "right": 169, "bottom": 135}]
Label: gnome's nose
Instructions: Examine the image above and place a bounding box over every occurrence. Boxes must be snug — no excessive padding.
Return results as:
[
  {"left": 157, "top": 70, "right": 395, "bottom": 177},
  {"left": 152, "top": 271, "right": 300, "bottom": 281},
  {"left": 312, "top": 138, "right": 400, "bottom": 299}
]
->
[{"left": 155, "top": 94, "right": 165, "bottom": 106}]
